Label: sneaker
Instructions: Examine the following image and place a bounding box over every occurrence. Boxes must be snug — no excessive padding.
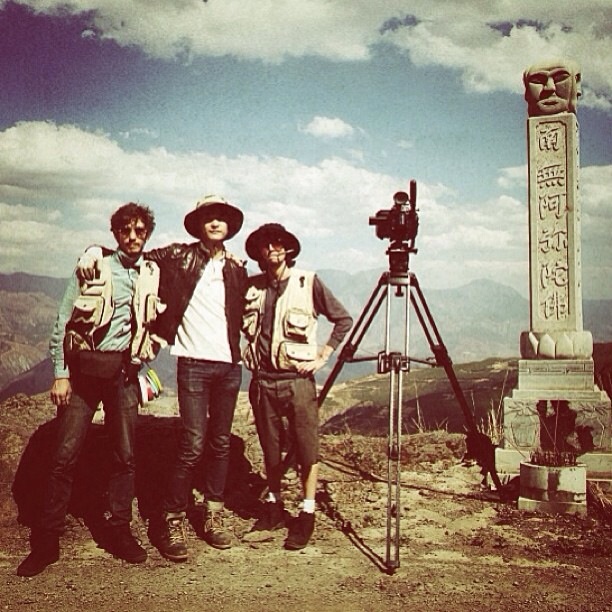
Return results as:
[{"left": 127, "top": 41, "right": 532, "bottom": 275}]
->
[
  {"left": 203, "top": 507, "right": 232, "bottom": 550},
  {"left": 17, "top": 532, "right": 60, "bottom": 577},
  {"left": 108, "top": 524, "right": 147, "bottom": 563},
  {"left": 157, "top": 515, "right": 188, "bottom": 562},
  {"left": 251, "top": 502, "right": 285, "bottom": 532},
  {"left": 284, "top": 512, "right": 315, "bottom": 550}
]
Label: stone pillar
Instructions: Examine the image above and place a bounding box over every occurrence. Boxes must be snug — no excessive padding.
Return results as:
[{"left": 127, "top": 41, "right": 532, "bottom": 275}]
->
[{"left": 497, "top": 60, "right": 611, "bottom": 484}]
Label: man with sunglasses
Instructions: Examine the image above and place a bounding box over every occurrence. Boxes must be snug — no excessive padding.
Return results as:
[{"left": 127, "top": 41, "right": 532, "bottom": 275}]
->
[
  {"left": 76, "top": 195, "right": 247, "bottom": 561},
  {"left": 242, "top": 223, "right": 352, "bottom": 550},
  {"left": 17, "top": 203, "right": 162, "bottom": 577}
]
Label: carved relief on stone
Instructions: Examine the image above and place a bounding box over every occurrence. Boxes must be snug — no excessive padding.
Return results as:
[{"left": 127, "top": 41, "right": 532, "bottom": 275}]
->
[
  {"left": 534, "top": 122, "right": 570, "bottom": 321},
  {"left": 504, "top": 400, "right": 540, "bottom": 449},
  {"left": 529, "top": 115, "right": 580, "bottom": 334},
  {"left": 521, "top": 330, "right": 593, "bottom": 359},
  {"left": 523, "top": 60, "right": 581, "bottom": 117}
]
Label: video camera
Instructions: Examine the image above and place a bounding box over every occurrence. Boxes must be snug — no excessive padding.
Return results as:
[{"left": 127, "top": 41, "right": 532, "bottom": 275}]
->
[{"left": 369, "top": 180, "right": 418, "bottom": 279}]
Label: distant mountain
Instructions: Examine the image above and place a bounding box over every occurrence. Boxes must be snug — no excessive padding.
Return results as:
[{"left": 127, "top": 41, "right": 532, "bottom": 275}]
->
[
  {"left": 0, "top": 358, "right": 54, "bottom": 403},
  {"left": 0, "top": 272, "right": 66, "bottom": 301},
  {"left": 321, "top": 343, "right": 612, "bottom": 437},
  {"left": 0, "top": 283, "right": 60, "bottom": 389},
  {"left": 1, "top": 270, "right": 612, "bottom": 402},
  {"left": 317, "top": 270, "right": 529, "bottom": 364},
  {"left": 0, "top": 349, "right": 178, "bottom": 404}
]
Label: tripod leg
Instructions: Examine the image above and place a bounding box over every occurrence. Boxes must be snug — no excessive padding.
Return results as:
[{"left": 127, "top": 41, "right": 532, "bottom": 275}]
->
[
  {"left": 382, "top": 283, "right": 409, "bottom": 574},
  {"left": 318, "top": 274, "right": 389, "bottom": 406},
  {"left": 408, "top": 274, "right": 504, "bottom": 493},
  {"left": 385, "top": 356, "right": 403, "bottom": 574}
]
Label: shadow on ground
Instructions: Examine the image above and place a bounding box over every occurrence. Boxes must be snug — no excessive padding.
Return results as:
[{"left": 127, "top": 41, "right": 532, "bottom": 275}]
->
[{"left": 12, "top": 415, "right": 266, "bottom": 542}]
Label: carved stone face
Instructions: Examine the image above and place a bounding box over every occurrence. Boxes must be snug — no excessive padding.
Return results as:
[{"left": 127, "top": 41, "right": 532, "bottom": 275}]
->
[{"left": 523, "top": 60, "right": 581, "bottom": 116}]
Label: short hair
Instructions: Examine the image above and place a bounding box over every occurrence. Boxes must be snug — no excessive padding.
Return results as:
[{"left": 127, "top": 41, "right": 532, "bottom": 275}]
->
[{"left": 110, "top": 202, "right": 156, "bottom": 237}]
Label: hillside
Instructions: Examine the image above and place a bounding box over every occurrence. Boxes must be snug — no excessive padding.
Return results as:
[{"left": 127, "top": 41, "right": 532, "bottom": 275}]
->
[
  {"left": 320, "top": 357, "right": 517, "bottom": 437},
  {"left": 2, "top": 270, "right": 612, "bottom": 402},
  {"left": 1, "top": 381, "right": 611, "bottom": 611},
  {"left": 0, "top": 289, "right": 59, "bottom": 389},
  {"left": 0, "top": 272, "right": 67, "bottom": 301}
]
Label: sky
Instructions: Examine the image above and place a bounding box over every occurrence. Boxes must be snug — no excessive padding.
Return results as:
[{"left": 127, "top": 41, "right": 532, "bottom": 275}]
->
[{"left": 0, "top": 0, "right": 610, "bottom": 298}]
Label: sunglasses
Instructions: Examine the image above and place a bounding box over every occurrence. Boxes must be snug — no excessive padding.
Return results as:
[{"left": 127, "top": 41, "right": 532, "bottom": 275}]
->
[{"left": 118, "top": 225, "right": 148, "bottom": 239}]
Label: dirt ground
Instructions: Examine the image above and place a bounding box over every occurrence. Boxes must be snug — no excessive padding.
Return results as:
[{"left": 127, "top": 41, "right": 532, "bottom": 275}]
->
[{"left": 1, "top": 395, "right": 611, "bottom": 612}]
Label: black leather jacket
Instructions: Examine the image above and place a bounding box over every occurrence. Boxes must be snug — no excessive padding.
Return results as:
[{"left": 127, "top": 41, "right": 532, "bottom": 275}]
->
[{"left": 146, "top": 242, "right": 247, "bottom": 364}]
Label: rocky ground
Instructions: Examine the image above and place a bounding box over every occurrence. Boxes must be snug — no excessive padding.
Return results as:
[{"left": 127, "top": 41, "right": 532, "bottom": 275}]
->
[{"left": 1, "top": 392, "right": 611, "bottom": 612}]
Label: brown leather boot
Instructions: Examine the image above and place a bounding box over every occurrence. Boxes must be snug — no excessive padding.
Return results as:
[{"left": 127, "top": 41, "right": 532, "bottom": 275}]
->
[{"left": 203, "top": 501, "right": 232, "bottom": 549}]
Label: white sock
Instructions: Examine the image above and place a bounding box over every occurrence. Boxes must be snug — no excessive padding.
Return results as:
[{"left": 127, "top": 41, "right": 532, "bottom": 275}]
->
[
  {"left": 302, "top": 499, "right": 315, "bottom": 513},
  {"left": 266, "top": 492, "right": 279, "bottom": 504}
]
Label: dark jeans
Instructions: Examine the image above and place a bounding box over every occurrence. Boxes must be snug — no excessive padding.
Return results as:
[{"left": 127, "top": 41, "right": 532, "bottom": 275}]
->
[
  {"left": 164, "top": 358, "right": 241, "bottom": 513},
  {"left": 40, "top": 368, "right": 139, "bottom": 534}
]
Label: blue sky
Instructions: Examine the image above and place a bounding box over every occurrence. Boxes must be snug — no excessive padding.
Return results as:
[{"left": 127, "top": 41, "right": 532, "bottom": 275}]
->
[{"left": 0, "top": 1, "right": 610, "bottom": 298}]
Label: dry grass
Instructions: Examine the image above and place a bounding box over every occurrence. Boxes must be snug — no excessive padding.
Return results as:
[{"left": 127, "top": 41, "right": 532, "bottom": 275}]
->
[{"left": 320, "top": 429, "right": 466, "bottom": 480}]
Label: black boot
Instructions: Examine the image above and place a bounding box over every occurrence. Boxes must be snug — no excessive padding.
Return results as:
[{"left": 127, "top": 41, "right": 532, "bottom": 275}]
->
[
  {"left": 252, "top": 501, "right": 285, "bottom": 532},
  {"left": 107, "top": 524, "right": 147, "bottom": 563},
  {"left": 285, "top": 512, "right": 315, "bottom": 550},
  {"left": 17, "top": 531, "right": 60, "bottom": 577}
]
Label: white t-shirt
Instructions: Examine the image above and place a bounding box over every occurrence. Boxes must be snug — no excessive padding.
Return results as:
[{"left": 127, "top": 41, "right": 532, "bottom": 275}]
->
[{"left": 171, "top": 257, "right": 232, "bottom": 362}]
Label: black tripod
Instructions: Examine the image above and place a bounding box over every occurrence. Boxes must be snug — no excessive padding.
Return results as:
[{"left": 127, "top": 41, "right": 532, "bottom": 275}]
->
[{"left": 318, "top": 263, "right": 503, "bottom": 574}]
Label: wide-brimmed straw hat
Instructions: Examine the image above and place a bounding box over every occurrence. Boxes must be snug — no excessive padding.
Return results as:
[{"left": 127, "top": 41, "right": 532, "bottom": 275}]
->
[
  {"left": 184, "top": 195, "right": 244, "bottom": 240},
  {"left": 245, "top": 223, "right": 301, "bottom": 261}
]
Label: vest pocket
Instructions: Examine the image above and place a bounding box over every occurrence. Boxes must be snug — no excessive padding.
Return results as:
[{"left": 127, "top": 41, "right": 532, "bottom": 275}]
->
[
  {"left": 283, "top": 308, "right": 313, "bottom": 341},
  {"left": 277, "top": 341, "right": 317, "bottom": 370},
  {"left": 71, "top": 294, "right": 106, "bottom": 326},
  {"left": 243, "top": 287, "right": 262, "bottom": 339}
]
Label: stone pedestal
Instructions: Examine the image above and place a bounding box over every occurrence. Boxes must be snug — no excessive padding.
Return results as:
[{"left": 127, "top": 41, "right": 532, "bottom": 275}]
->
[
  {"left": 503, "top": 360, "right": 610, "bottom": 450},
  {"left": 498, "top": 358, "right": 611, "bottom": 485}
]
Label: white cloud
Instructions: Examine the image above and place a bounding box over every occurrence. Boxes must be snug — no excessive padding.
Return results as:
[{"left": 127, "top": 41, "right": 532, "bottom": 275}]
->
[
  {"left": 299, "top": 116, "right": 356, "bottom": 139},
  {"left": 582, "top": 165, "right": 612, "bottom": 218},
  {"left": 0, "top": 120, "right": 609, "bottom": 297},
  {"left": 383, "top": 3, "right": 612, "bottom": 108},
  {"left": 497, "top": 166, "right": 527, "bottom": 190},
  {"left": 397, "top": 139, "right": 415, "bottom": 150},
  {"left": 118, "top": 127, "right": 160, "bottom": 141},
  {"left": 10, "top": 0, "right": 612, "bottom": 109}
]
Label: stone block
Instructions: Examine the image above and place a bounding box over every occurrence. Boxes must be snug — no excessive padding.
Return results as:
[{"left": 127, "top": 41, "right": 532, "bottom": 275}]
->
[
  {"left": 502, "top": 395, "right": 610, "bottom": 453},
  {"left": 518, "top": 462, "right": 587, "bottom": 515}
]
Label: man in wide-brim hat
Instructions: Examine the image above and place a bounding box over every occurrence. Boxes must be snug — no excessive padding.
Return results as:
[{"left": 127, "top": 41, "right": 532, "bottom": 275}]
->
[
  {"left": 77, "top": 194, "right": 248, "bottom": 562},
  {"left": 242, "top": 222, "right": 353, "bottom": 551},
  {"left": 245, "top": 222, "right": 301, "bottom": 267},
  {"left": 184, "top": 195, "right": 244, "bottom": 241}
]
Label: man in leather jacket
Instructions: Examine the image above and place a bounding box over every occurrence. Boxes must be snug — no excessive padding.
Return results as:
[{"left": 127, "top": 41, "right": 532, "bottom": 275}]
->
[{"left": 146, "top": 196, "right": 247, "bottom": 559}]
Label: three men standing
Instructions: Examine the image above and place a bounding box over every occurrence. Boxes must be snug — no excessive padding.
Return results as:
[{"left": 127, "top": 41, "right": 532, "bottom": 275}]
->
[{"left": 17, "top": 202, "right": 352, "bottom": 576}]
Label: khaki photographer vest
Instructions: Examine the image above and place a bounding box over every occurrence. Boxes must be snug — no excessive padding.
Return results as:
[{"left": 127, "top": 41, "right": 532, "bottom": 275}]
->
[
  {"left": 243, "top": 268, "right": 318, "bottom": 371},
  {"left": 64, "top": 256, "right": 163, "bottom": 363}
]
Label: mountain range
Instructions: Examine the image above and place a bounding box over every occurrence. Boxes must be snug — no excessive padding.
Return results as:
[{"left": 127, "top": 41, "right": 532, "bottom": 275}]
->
[{"left": 1, "top": 269, "right": 612, "bottom": 401}]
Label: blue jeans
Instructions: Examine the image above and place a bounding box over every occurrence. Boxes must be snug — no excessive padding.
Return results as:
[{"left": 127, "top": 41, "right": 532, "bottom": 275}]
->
[
  {"left": 40, "top": 364, "right": 139, "bottom": 534},
  {"left": 164, "top": 358, "right": 241, "bottom": 513}
]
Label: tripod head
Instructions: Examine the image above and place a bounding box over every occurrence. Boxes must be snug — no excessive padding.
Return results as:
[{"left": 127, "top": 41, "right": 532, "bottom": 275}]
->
[{"left": 369, "top": 180, "right": 418, "bottom": 281}]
